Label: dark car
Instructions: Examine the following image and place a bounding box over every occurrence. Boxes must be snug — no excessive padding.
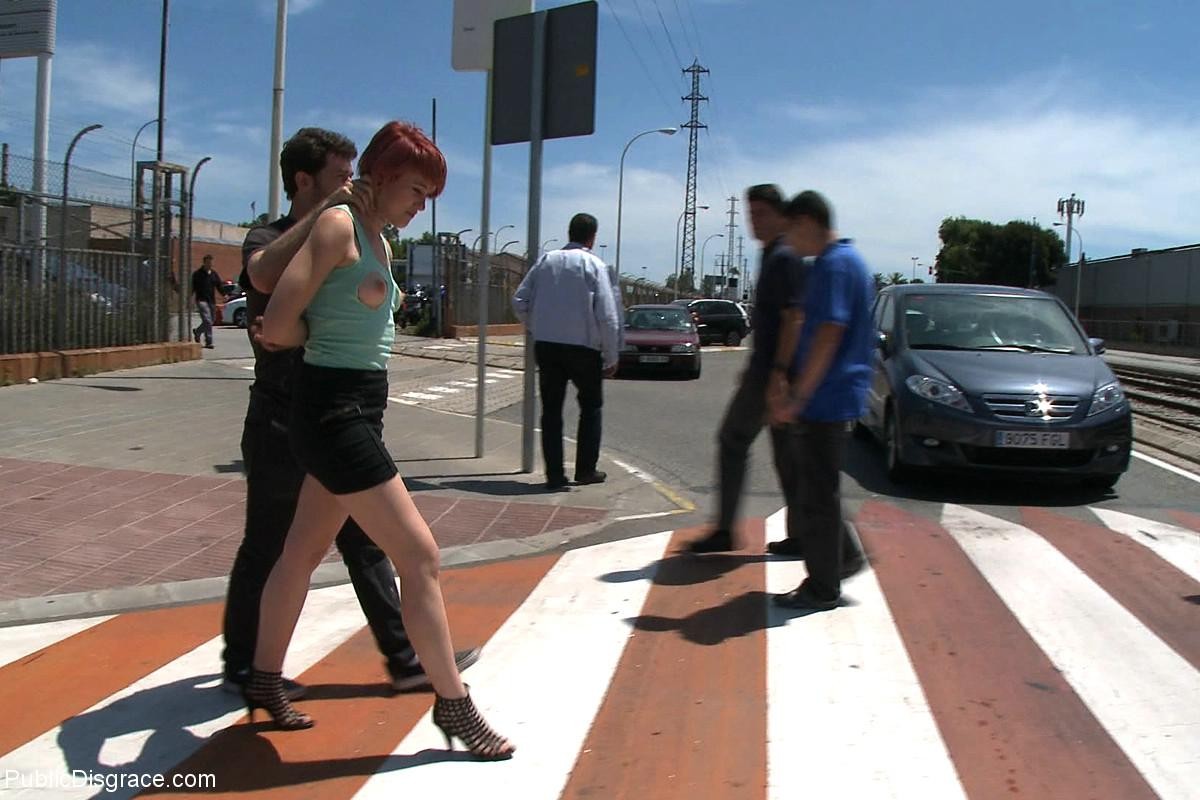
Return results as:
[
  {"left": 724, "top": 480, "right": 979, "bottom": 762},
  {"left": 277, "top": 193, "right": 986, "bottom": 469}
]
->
[
  {"left": 861, "top": 284, "right": 1132, "bottom": 488},
  {"left": 617, "top": 304, "right": 702, "bottom": 379},
  {"left": 671, "top": 298, "right": 750, "bottom": 346}
]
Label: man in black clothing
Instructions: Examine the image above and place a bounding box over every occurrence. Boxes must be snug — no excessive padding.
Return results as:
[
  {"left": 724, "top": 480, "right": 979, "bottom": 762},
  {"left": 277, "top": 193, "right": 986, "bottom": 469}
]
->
[
  {"left": 191, "top": 255, "right": 221, "bottom": 348},
  {"left": 688, "top": 184, "right": 809, "bottom": 554},
  {"left": 222, "top": 127, "right": 478, "bottom": 695}
]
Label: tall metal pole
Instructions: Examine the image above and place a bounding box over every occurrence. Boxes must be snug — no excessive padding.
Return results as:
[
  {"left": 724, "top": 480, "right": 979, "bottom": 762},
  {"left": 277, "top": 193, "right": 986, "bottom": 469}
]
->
[
  {"left": 32, "top": 53, "right": 52, "bottom": 286},
  {"left": 268, "top": 0, "right": 287, "bottom": 219},
  {"left": 184, "top": 157, "right": 211, "bottom": 342},
  {"left": 1057, "top": 194, "right": 1085, "bottom": 317},
  {"left": 700, "top": 233, "right": 722, "bottom": 296},
  {"left": 156, "top": 0, "right": 169, "bottom": 162},
  {"left": 615, "top": 127, "right": 676, "bottom": 284},
  {"left": 58, "top": 124, "right": 103, "bottom": 350},
  {"left": 521, "top": 11, "right": 546, "bottom": 473},
  {"left": 493, "top": 223, "right": 514, "bottom": 253},
  {"left": 680, "top": 61, "right": 709, "bottom": 296},
  {"left": 724, "top": 196, "right": 738, "bottom": 299},
  {"left": 130, "top": 119, "right": 157, "bottom": 253},
  {"left": 476, "top": 73, "right": 494, "bottom": 458},
  {"left": 431, "top": 97, "right": 440, "bottom": 337},
  {"left": 674, "top": 205, "right": 707, "bottom": 298}
]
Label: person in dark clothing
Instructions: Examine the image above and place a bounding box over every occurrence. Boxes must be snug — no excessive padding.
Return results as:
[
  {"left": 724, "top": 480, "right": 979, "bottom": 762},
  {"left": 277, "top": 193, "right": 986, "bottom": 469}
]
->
[
  {"left": 687, "top": 185, "right": 808, "bottom": 554},
  {"left": 770, "top": 190, "right": 873, "bottom": 611},
  {"left": 191, "top": 255, "right": 221, "bottom": 348},
  {"left": 222, "top": 127, "right": 478, "bottom": 696}
]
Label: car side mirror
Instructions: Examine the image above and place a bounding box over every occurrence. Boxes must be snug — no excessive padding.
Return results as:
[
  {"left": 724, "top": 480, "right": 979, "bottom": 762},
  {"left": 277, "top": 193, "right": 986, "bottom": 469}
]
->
[
  {"left": 877, "top": 330, "right": 891, "bottom": 356},
  {"left": 1088, "top": 337, "right": 1106, "bottom": 354}
]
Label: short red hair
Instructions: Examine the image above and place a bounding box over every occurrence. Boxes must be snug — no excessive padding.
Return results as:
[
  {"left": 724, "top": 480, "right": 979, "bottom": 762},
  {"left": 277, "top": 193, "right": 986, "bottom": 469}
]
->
[{"left": 358, "top": 121, "right": 447, "bottom": 197}]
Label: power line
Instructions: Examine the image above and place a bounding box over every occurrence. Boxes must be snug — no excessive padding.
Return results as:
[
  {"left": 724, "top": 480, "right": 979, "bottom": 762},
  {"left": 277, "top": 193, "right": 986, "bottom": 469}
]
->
[
  {"left": 631, "top": 0, "right": 680, "bottom": 83},
  {"left": 670, "top": 0, "right": 698, "bottom": 59},
  {"left": 604, "top": 1, "right": 677, "bottom": 115},
  {"left": 681, "top": 0, "right": 707, "bottom": 61},
  {"left": 653, "top": 0, "right": 684, "bottom": 68}
]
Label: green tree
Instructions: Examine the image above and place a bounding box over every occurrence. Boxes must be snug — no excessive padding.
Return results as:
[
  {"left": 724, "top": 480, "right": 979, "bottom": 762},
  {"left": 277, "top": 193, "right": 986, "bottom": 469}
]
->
[{"left": 935, "top": 217, "right": 1065, "bottom": 286}]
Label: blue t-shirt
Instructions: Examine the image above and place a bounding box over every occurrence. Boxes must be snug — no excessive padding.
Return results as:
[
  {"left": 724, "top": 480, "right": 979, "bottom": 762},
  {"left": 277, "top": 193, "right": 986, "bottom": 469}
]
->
[
  {"left": 790, "top": 239, "right": 876, "bottom": 422},
  {"left": 749, "top": 237, "right": 807, "bottom": 373}
]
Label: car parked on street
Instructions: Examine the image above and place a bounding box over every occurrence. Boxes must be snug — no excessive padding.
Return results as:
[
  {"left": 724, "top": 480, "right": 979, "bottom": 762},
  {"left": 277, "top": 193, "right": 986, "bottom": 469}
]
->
[
  {"left": 219, "top": 295, "right": 248, "bottom": 328},
  {"left": 860, "top": 283, "right": 1132, "bottom": 488},
  {"left": 671, "top": 298, "right": 750, "bottom": 346},
  {"left": 617, "top": 304, "right": 702, "bottom": 379}
]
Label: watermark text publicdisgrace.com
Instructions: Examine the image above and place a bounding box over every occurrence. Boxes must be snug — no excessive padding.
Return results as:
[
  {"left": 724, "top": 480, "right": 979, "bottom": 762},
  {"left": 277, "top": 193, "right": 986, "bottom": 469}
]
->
[{"left": 4, "top": 769, "right": 216, "bottom": 793}]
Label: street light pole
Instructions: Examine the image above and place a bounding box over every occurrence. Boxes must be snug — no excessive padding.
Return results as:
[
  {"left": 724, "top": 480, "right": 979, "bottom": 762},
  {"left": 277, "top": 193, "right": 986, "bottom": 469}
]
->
[
  {"left": 615, "top": 126, "right": 677, "bottom": 286},
  {"left": 910, "top": 256, "right": 918, "bottom": 283},
  {"left": 58, "top": 123, "right": 103, "bottom": 349},
  {"left": 1054, "top": 221, "right": 1085, "bottom": 318},
  {"left": 674, "top": 205, "right": 708, "bottom": 298},
  {"left": 500, "top": 239, "right": 519, "bottom": 255},
  {"left": 700, "top": 232, "right": 723, "bottom": 296},
  {"left": 493, "top": 223, "right": 514, "bottom": 252},
  {"left": 541, "top": 238, "right": 558, "bottom": 255},
  {"left": 130, "top": 119, "right": 158, "bottom": 253},
  {"left": 183, "top": 156, "right": 211, "bottom": 342}
]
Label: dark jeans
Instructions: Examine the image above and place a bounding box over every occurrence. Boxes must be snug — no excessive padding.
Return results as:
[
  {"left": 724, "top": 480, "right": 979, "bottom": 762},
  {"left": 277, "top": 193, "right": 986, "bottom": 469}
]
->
[
  {"left": 716, "top": 368, "right": 803, "bottom": 539},
  {"left": 780, "top": 419, "right": 864, "bottom": 599},
  {"left": 222, "top": 390, "right": 415, "bottom": 678},
  {"left": 534, "top": 341, "right": 603, "bottom": 480}
]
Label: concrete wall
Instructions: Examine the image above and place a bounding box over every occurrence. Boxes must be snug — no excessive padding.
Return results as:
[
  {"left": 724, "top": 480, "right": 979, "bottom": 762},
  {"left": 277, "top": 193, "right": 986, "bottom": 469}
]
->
[{"left": 1048, "top": 244, "right": 1200, "bottom": 322}]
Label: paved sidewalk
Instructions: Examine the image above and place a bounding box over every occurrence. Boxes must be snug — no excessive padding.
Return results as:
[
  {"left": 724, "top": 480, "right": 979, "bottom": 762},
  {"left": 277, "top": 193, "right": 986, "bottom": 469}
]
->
[{"left": 0, "top": 330, "right": 680, "bottom": 624}]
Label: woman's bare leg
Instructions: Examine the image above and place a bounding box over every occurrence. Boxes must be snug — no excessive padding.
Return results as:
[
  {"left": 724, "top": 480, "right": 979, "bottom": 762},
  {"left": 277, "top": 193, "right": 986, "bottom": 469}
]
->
[
  {"left": 254, "top": 474, "right": 348, "bottom": 672},
  {"left": 334, "top": 475, "right": 464, "bottom": 698}
]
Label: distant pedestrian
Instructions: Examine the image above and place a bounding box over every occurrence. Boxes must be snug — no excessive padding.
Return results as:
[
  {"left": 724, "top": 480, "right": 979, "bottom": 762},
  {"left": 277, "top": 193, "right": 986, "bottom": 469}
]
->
[
  {"left": 222, "top": 126, "right": 478, "bottom": 705},
  {"left": 191, "top": 255, "right": 221, "bottom": 348},
  {"left": 770, "top": 190, "right": 873, "bottom": 611},
  {"left": 688, "top": 184, "right": 808, "bottom": 554},
  {"left": 512, "top": 213, "right": 620, "bottom": 490}
]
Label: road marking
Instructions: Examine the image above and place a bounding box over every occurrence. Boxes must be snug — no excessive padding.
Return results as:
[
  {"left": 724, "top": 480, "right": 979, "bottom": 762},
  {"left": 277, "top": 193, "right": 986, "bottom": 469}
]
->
[
  {"left": 610, "top": 458, "right": 695, "bottom": 512},
  {"left": 424, "top": 386, "right": 461, "bottom": 394},
  {"left": 1089, "top": 507, "right": 1200, "bottom": 584},
  {"left": 943, "top": 504, "right": 1200, "bottom": 800},
  {"left": 1132, "top": 449, "right": 1200, "bottom": 484},
  {"left": 357, "top": 531, "right": 673, "bottom": 799},
  {"left": 399, "top": 391, "right": 441, "bottom": 401},
  {"left": 612, "top": 509, "right": 690, "bottom": 521},
  {"left": 387, "top": 396, "right": 419, "bottom": 406},
  {"left": 0, "top": 615, "right": 112, "bottom": 670},
  {"left": 765, "top": 508, "right": 964, "bottom": 800}
]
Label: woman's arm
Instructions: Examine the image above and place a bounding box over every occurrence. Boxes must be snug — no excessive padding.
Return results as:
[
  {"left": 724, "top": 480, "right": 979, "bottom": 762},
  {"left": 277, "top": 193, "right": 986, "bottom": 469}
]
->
[{"left": 261, "top": 208, "right": 355, "bottom": 347}]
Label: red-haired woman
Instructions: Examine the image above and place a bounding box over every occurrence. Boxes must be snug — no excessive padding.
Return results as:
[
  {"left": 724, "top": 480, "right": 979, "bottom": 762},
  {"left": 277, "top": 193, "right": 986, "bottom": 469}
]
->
[{"left": 253, "top": 121, "right": 513, "bottom": 759}]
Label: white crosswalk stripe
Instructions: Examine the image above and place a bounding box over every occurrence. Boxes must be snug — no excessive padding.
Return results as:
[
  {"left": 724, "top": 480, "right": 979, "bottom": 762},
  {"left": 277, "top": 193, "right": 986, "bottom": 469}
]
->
[{"left": 1089, "top": 507, "right": 1200, "bottom": 583}]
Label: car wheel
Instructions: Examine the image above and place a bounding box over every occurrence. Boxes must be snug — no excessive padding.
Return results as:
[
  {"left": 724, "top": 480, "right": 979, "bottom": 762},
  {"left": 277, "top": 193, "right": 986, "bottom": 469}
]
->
[
  {"left": 233, "top": 308, "right": 248, "bottom": 328},
  {"left": 885, "top": 409, "right": 911, "bottom": 484},
  {"left": 1084, "top": 473, "right": 1121, "bottom": 491},
  {"left": 724, "top": 329, "right": 742, "bottom": 347},
  {"left": 690, "top": 357, "right": 702, "bottom": 380}
]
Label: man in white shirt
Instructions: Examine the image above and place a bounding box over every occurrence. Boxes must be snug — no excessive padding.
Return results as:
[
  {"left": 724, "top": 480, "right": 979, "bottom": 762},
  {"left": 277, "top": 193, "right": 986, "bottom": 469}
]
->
[{"left": 512, "top": 213, "right": 620, "bottom": 491}]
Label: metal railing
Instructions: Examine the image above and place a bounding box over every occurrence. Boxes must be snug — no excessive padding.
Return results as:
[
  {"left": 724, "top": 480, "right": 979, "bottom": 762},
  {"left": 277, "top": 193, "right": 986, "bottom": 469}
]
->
[{"left": 1, "top": 243, "right": 180, "bottom": 354}]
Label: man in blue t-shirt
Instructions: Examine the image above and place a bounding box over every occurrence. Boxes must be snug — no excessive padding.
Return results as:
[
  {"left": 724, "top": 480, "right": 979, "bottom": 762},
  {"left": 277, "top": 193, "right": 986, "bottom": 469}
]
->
[
  {"left": 687, "top": 184, "right": 808, "bottom": 554},
  {"left": 769, "top": 190, "right": 875, "bottom": 610}
]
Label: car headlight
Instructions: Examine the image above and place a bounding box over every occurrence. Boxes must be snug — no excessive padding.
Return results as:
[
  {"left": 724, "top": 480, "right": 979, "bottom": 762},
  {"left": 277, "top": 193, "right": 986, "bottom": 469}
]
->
[
  {"left": 1088, "top": 382, "right": 1125, "bottom": 416},
  {"left": 905, "top": 375, "right": 972, "bottom": 412},
  {"left": 670, "top": 343, "right": 695, "bottom": 353}
]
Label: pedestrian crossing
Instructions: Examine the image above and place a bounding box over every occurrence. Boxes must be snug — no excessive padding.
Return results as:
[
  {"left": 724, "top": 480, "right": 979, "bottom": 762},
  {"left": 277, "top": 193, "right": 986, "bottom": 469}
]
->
[
  {"left": 0, "top": 502, "right": 1196, "bottom": 799},
  {"left": 388, "top": 368, "right": 522, "bottom": 411}
]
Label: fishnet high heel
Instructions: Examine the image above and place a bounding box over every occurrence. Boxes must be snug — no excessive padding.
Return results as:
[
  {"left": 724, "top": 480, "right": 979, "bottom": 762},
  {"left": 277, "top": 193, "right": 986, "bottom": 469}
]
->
[
  {"left": 243, "top": 669, "right": 313, "bottom": 730},
  {"left": 432, "top": 688, "right": 514, "bottom": 760}
]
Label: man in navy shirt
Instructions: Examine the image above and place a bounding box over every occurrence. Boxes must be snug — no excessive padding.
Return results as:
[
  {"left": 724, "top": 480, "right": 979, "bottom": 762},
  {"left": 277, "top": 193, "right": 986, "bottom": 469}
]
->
[
  {"left": 769, "top": 190, "right": 874, "bottom": 610},
  {"left": 689, "top": 184, "right": 807, "bottom": 554}
]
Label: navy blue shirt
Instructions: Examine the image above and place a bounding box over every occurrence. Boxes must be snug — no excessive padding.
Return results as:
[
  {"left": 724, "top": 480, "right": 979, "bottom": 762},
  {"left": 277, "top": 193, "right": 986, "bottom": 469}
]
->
[
  {"left": 749, "top": 237, "right": 807, "bottom": 373},
  {"left": 790, "top": 239, "right": 876, "bottom": 422}
]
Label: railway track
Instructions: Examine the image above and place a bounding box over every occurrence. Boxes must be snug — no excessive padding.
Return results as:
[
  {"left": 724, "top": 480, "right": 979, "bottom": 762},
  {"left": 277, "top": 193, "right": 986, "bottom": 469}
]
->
[{"left": 1111, "top": 365, "right": 1200, "bottom": 434}]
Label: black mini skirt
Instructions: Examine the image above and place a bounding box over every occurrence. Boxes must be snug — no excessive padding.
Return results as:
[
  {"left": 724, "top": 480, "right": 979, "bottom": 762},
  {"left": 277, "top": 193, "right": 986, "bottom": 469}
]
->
[{"left": 289, "top": 363, "right": 398, "bottom": 495}]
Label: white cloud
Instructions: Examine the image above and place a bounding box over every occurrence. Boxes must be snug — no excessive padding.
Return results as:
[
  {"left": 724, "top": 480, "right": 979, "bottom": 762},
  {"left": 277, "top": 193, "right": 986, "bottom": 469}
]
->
[{"left": 54, "top": 43, "right": 160, "bottom": 116}]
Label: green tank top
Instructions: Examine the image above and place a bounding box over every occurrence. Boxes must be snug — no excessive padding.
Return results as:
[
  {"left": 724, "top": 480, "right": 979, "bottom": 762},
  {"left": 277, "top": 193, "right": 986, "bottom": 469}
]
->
[{"left": 302, "top": 205, "right": 400, "bottom": 371}]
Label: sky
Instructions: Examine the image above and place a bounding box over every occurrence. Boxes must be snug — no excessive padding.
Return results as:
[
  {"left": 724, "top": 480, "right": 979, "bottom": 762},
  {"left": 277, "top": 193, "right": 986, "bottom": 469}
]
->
[{"left": 1, "top": 0, "right": 1198, "bottom": 287}]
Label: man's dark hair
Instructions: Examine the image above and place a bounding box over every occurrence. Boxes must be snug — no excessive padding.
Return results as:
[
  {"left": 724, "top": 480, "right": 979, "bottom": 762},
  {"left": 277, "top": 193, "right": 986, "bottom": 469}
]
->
[
  {"left": 746, "top": 184, "right": 785, "bottom": 213},
  {"left": 785, "top": 190, "right": 834, "bottom": 229},
  {"left": 280, "top": 127, "right": 357, "bottom": 200},
  {"left": 568, "top": 212, "right": 598, "bottom": 244}
]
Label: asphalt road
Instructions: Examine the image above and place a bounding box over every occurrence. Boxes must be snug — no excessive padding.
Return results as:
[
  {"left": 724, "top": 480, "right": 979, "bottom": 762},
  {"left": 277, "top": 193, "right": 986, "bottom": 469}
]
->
[{"left": 492, "top": 345, "right": 1200, "bottom": 523}]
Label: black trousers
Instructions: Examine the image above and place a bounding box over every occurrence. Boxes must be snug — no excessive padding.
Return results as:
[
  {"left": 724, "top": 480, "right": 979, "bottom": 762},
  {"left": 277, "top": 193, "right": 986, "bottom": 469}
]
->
[
  {"left": 780, "top": 419, "right": 864, "bottom": 599},
  {"left": 534, "top": 341, "right": 603, "bottom": 480},
  {"left": 716, "top": 367, "right": 803, "bottom": 539},
  {"left": 221, "top": 390, "right": 415, "bottom": 678}
]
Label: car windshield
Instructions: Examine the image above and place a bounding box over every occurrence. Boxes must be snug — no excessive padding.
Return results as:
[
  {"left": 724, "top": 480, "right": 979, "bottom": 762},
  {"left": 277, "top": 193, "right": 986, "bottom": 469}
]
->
[
  {"left": 900, "top": 294, "right": 1087, "bottom": 354},
  {"left": 626, "top": 308, "right": 693, "bottom": 331}
]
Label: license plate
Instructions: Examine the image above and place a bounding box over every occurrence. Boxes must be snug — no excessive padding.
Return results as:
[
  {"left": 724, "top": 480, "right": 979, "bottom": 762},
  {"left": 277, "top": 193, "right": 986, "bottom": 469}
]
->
[
  {"left": 995, "top": 431, "right": 1070, "bottom": 448},
  {"left": 639, "top": 355, "right": 670, "bottom": 364}
]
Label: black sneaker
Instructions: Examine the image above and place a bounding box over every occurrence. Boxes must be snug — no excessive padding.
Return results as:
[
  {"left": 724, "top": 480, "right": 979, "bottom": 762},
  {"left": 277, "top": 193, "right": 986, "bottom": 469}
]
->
[
  {"left": 391, "top": 647, "right": 482, "bottom": 692},
  {"left": 545, "top": 475, "right": 570, "bottom": 491},
  {"left": 221, "top": 670, "right": 306, "bottom": 700},
  {"left": 687, "top": 528, "right": 734, "bottom": 554},
  {"left": 193, "top": 329, "right": 201, "bottom": 343},
  {"left": 767, "top": 538, "right": 805, "bottom": 557},
  {"left": 574, "top": 470, "right": 607, "bottom": 485},
  {"left": 773, "top": 582, "right": 841, "bottom": 612}
]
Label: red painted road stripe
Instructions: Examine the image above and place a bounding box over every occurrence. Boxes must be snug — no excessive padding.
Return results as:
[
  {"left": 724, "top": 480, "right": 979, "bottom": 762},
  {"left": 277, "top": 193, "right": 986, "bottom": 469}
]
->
[
  {"left": 1022, "top": 507, "right": 1200, "bottom": 669},
  {"left": 858, "top": 500, "right": 1159, "bottom": 800},
  {"left": 1167, "top": 509, "right": 1200, "bottom": 534},
  {"left": 561, "top": 520, "right": 767, "bottom": 800},
  {"left": 0, "top": 604, "right": 222, "bottom": 757},
  {"left": 146, "top": 553, "right": 559, "bottom": 798}
]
